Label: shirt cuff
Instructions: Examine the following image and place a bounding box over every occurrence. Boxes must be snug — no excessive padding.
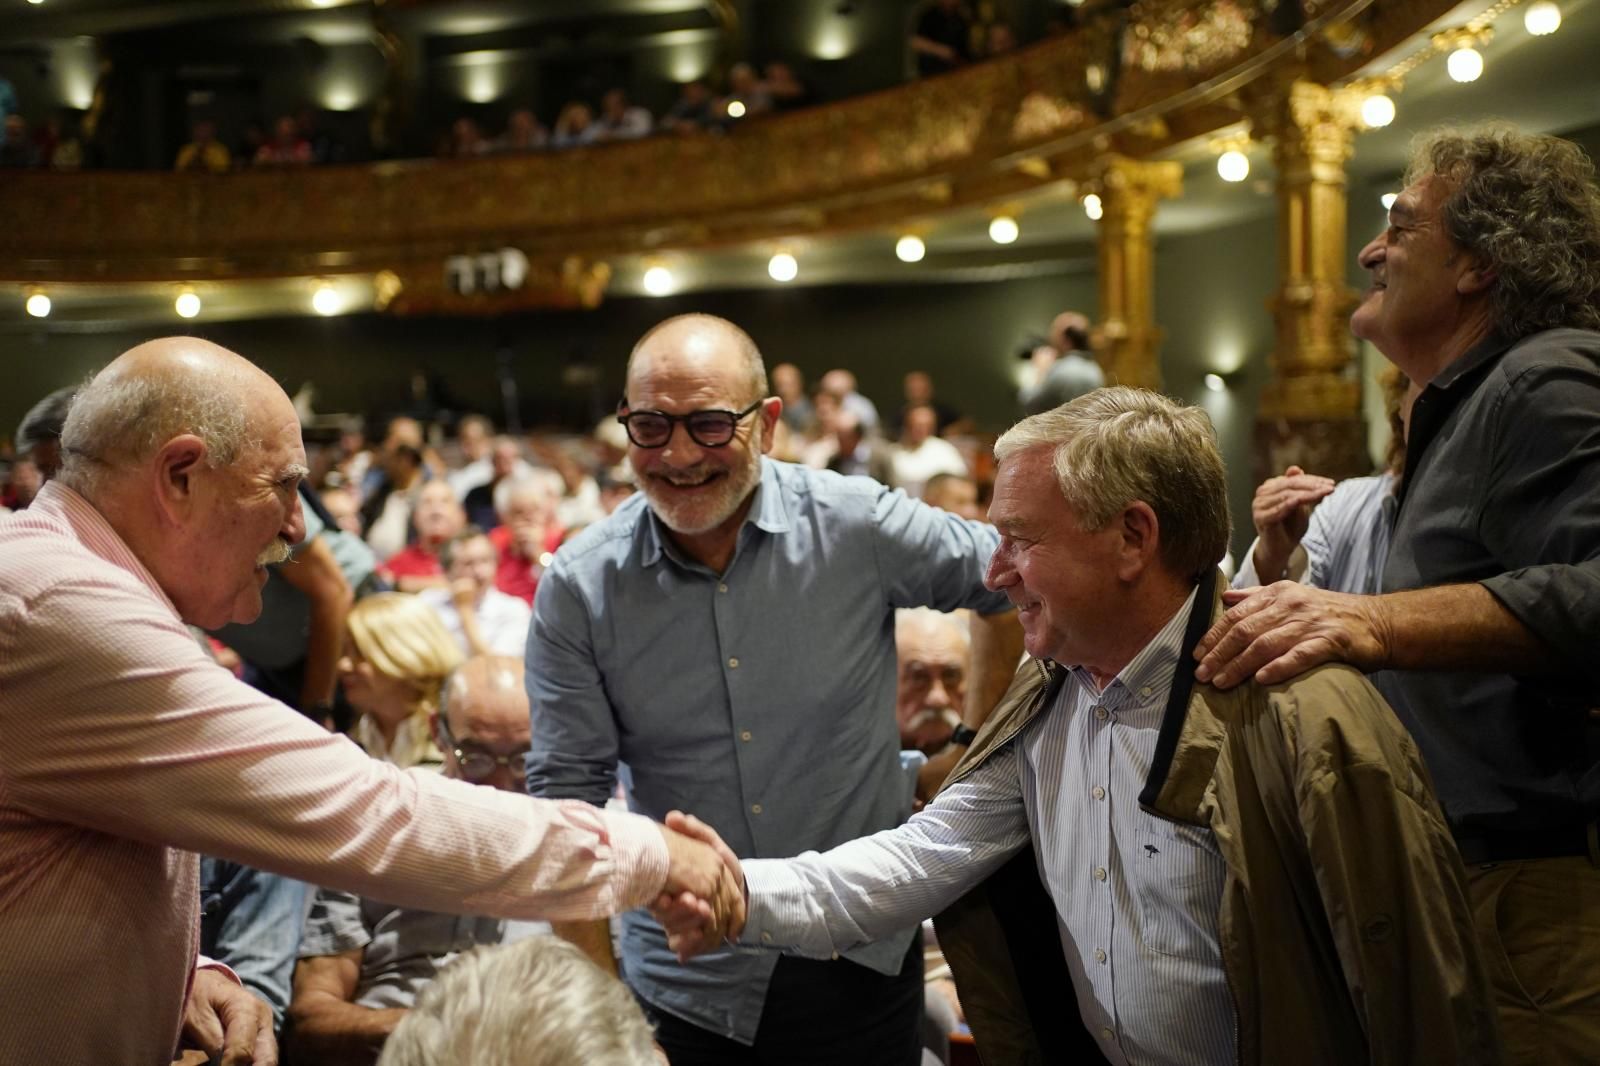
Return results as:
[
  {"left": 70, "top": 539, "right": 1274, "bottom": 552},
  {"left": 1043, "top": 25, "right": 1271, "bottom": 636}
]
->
[
  {"left": 738, "top": 860, "right": 788, "bottom": 950},
  {"left": 598, "top": 806, "right": 671, "bottom": 911},
  {"left": 195, "top": 956, "right": 241, "bottom": 986}
]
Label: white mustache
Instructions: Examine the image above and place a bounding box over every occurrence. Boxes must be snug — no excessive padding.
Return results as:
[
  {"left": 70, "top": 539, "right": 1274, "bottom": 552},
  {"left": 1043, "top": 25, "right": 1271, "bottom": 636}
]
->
[{"left": 256, "top": 539, "right": 293, "bottom": 567}]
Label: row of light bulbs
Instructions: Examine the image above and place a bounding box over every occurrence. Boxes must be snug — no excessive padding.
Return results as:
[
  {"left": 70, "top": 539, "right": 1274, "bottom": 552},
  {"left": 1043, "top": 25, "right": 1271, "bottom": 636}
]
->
[
  {"left": 1203, "top": 0, "right": 1563, "bottom": 185},
  {"left": 22, "top": 283, "right": 345, "bottom": 319}
]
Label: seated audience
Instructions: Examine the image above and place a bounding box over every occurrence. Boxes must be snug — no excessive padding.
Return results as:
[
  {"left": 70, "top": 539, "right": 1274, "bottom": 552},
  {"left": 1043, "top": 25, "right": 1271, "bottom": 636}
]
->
[
  {"left": 444, "top": 116, "right": 490, "bottom": 158},
  {"left": 362, "top": 417, "right": 429, "bottom": 560},
  {"left": 419, "top": 527, "right": 532, "bottom": 658},
  {"left": 5, "top": 457, "right": 42, "bottom": 510},
  {"left": 772, "top": 361, "right": 816, "bottom": 435},
  {"left": 494, "top": 107, "right": 548, "bottom": 153},
  {"left": 321, "top": 481, "right": 366, "bottom": 536},
  {"left": 254, "top": 115, "right": 312, "bottom": 166},
  {"left": 718, "top": 63, "right": 773, "bottom": 123},
  {"left": 895, "top": 607, "right": 968, "bottom": 756},
  {"left": 291, "top": 656, "right": 549, "bottom": 1066},
  {"left": 893, "top": 370, "right": 964, "bottom": 437},
  {"left": 824, "top": 410, "right": 894, "bottom": 484},
  {"left": 911, "top": 0, "right": 973, "bottom": 77},
  {"left": 819, "top": 367, "right": 881, "bottom": 434},
  {"left": 488, "top": 474, "right": 562, "bottom": 604},
  {"left": 593, "top": 88, "right": 652, "bottom": 141},
  {"left": 376, "top": 936, "right": 659, "bottom": 1066},
  {"left": 920, "top": 472, "right": 982, "bottom": 521},
  {"left": 175, "top": 118, "right": 232, "bottom": 173},
  {"left": 763, "top": 61, "right": 812, "bottom": 111},
  {"left": 660, "top": 80, "right": 714, "bottom": 133},
  {"left": 340, "top": 592, "right": 464, "bottom": 769},
  {"left": 15, "top": 384, "right": 75, "bottom": 478},
  {"left": 889, "top": 403, "right": 968, "bottom": 497},
  {"left": 551, "top": 102, "right": 598, "bottom": 149},
  {"left": 445, "top": 414, "right": 495, "bottom": 499},
  {"left": 377, "top": 480, "right": 464, "bottom": 593},
  {"left": 462, "top": 435, "right": 533, "bottom": 531}
]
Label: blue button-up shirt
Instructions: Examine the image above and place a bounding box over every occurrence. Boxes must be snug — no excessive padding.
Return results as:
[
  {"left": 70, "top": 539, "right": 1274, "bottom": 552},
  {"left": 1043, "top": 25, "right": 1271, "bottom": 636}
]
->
[{"left": 526, "top": 458, "right": 1009, "bottom": 1042}]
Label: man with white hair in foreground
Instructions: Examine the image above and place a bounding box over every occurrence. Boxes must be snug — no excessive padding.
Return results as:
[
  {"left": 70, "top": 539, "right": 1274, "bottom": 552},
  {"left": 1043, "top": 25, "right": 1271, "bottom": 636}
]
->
[{"left": 0, "top": 338, "right": 738, "bottom": 1066}]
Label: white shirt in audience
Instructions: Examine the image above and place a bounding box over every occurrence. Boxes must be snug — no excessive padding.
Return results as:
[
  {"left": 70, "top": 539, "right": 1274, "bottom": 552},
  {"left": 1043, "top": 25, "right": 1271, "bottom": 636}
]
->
[
  {"left": 890, "top": 437, "right": 968, "bottom": 498},
  {"left": 418, "top": 585, "right": 532, "bottom": 657}
]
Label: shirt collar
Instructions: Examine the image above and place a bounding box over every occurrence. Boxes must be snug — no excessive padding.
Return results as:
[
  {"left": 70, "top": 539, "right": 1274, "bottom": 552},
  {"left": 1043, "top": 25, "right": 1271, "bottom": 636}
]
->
[
  {"left": 1430, "top": 328, "right": 1514, "bottom": 390},
  {"left": 639, "top": 457, "right": 791, "bottom": 569},
  {"left": 31, "top": 479, "right": 183, "bottom": 621},
  {"left": 1067, "top": 586, "right": 1198, "bottom": 721}
]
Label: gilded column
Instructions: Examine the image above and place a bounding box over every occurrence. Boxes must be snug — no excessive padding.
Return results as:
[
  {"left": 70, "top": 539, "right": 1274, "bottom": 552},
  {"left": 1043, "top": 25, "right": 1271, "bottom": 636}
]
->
[
  {"left": 1093, "top": 156, "right": 1182, "bottom": 391},
  {"left": 1251, "top": 78, "right": 1368, "bottom": 479}
]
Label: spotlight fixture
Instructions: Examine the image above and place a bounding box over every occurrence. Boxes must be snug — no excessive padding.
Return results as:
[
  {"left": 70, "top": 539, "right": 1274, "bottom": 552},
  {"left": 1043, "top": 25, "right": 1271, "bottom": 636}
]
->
[
  {"left": 1217, "top": 149, "right": 1250, "bottom": 183},
  {"left": 987, "top": 216, "right": 1019, "bottom": 244},
  {"left": 1081, "top": 194, "right": 1103, "bottom": 221},
  {"left": 768, "top": 252, "right": 798, "bottom": 283},
  {"left": 895, "top": 235, "right": 926, "bottom": 263},
  {"left": 726, "top": 99, "right": 746, "bottom": 119},
  {"left": 1204, "top": 373, "right": 1226, "bottom": 393},
  {"left": 311, "top": 282, "right": 341, "bottom": 316},
  {"left": 175, "top": 288, "right": 201, "bottom": 319},
  {"left": 1381, "top": 192, "right": 1398, "bottom": 210},
  {"left": 1360, "top": 93, "right": 1396, "bottom": 128},
  {"left": 642, "top": 265, "right": 674, "bottom": 296},
  {"left": 1525, "top": 1, "right": 1561, "bottom": 35},
  {"left": 24, "top": 290, "right": 51, "bottom": 317},
  {"left": 1447, "top": 45, "right": 1483, "bottom": 82}
]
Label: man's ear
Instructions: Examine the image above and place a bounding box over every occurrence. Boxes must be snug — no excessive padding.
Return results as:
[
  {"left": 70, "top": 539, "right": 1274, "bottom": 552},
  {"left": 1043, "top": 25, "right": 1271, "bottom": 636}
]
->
[
  {"left": 758, "top": 396, "right": 783, "bottom": 455},
  {"left": 152, "top": 435, "right": 208, "bottom": 525},
  {"left": 1458, "top": 259, "right": 1497, "bottom": 296},
  {"left": 1114, "top": 501, "right": 1161, "bottom": 581}
]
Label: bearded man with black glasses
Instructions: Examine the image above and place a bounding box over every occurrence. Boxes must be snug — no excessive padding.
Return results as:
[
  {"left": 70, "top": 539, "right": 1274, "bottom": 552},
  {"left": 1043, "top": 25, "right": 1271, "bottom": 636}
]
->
[
  {"left": 287, "top": 655, "right": 549, "bottom": 1064},
  {"left": 526, "top": 313, "right": 1023, "bottom": 1066}
]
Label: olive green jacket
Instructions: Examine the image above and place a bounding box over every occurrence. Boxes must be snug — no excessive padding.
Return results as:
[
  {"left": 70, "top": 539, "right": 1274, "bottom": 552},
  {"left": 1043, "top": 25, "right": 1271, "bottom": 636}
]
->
[{"left": 932, "top": 572, "right": 1502, "bottom": 1066}]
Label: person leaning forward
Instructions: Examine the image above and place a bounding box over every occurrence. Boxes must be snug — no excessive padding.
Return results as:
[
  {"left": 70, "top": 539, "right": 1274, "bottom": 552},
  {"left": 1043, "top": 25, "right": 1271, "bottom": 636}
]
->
[{"left": 0, "top": 338, "right": 739, "bottom": 1066}]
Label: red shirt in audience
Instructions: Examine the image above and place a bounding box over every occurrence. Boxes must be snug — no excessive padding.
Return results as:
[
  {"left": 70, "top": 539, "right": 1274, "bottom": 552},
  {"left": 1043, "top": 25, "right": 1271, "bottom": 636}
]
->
[
  {"left": 378, "top": 543, "right": 443, "bottom": 584},
  {"left": 489, "top": 524, "right": 563, "bottom": 604}
]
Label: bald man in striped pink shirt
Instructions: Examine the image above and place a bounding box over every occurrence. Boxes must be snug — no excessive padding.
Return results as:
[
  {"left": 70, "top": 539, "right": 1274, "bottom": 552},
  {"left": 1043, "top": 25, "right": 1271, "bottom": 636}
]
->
[{"left": 0, "top": 339, "right": 739, "bottom": 1066}]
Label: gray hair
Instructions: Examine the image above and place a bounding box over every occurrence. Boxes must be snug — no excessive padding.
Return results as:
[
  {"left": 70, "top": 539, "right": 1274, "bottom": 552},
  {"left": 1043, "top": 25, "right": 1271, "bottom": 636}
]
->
[
  {"left": 492, "top": 472, "right": 557, "bottom": 520},
  {"left": 895, "top": 606, "right": 970, "bottom": 649},
  {"left": 1407, "top": 124, "right": 1600, "bottom": 339},
  {"left": 57, "top": 367, "right": 252, "bottom": 498},
  {"left": 376, "top": 936, "right": 658, "bottom": 1066},
  {"left": 993, "top": 387, "right": 1230, "bottom": 582}
]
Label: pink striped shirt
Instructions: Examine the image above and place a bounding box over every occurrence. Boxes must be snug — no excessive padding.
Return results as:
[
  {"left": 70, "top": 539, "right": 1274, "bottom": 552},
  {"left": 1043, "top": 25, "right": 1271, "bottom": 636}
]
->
[{"left": 0, "top": 482, "right": 669, "bottom": 1065}]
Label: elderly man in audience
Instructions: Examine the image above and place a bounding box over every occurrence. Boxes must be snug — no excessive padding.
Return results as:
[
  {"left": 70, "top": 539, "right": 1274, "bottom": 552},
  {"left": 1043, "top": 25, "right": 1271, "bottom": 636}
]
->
[
  {"left": 289, "top": 656, "right": 548, "bottom": 1066},
  {"left": 377, "top": 937, "right": 662, "bottom": 1066},
  {"left": 895, "top": 607, "right": 969, "bottom": 757},
  {"left": 889, "top": 403, "right": 969, "bottom": 498},
  {"left": 0, "top": 337, "right": 741, "bottom": 1066},
  {"left": 418, "top": 526, "right": 532, "bottom": 658},
  {"left": 527, "top": 313, "right": 1022, "bottom": 1066},
  {"left": 461, "top": 434, "right": 529, "bottom": 531},
  {"left": 1196, "top": 125, "right": 1600, "bottom": 1064},
  {"left": 662, "top": 386, "right": 1501, "bottom": 1066},
  {"left": 921, "top": 472, "right": 982, "bottom": 521},
  {"left": 488, "top": 472, "right": 562, "bottom": 604},
  {"left": 376, "top": 479, "right": 463, "bottom": 592}
]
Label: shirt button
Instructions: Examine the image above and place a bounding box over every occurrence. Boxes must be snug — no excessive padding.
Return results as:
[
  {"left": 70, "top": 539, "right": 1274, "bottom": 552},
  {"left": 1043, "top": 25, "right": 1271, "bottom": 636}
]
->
[
  {"left": 1092, "top": 866, "right": 1107, "bottom": 882},
  {"left": 740, "top": 730, "right": 753, "bottom": 742},
  {"left": 718, "top": 583, "right": 729, "bottom": 593},
  {"left": 1094, "top": 948, "right": 1107, "bottom": 964},
  {"left": 1091, "top": 786, "right": 1106, "bottom": 801},
  {"left": 1100, "top": 1027, "right": 1114, "bottom": 1041},
  {"left": 1139, "top": 686, "right": 1153, "bottom": 698},
  {"left": 751, "top": 803, "right": 763, "bottom": 815},
  {"left": 761, "top": 932, "right": 772, "bottom": 944},
  {"left": 728, "top": 657, "right": 740, "bottom": 669},
  {"left": 1094, "top": 707, "right": 1108, "bottom": 721}
]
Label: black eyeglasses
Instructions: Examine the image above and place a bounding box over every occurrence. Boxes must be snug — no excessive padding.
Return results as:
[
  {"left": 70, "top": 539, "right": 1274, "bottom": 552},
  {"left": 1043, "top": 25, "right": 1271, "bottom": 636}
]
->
[
  {"left": 617, "top": 399, "right": 764, "bottom": 449},
  {"left": 435, "top": 718, "right": 530, "bottom": 783}
]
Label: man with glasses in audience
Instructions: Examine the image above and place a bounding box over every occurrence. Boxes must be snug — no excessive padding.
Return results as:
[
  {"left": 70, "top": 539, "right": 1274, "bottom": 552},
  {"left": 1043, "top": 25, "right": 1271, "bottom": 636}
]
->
[
  {"left": 527, "top": 313, "right": 1022, "bottom": 1066},
  {"left": 289, "top": 655, "right": 548, "bottom": 1065}
]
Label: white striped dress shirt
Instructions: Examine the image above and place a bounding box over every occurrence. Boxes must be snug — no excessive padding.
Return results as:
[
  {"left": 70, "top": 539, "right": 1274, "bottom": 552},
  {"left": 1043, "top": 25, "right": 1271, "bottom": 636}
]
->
[
  {"left": 0, "top": 482, "right": 670, "bottom": 1066},
  {"left": 743, "top": 588, "right": 1237, "bottom": 1065}
]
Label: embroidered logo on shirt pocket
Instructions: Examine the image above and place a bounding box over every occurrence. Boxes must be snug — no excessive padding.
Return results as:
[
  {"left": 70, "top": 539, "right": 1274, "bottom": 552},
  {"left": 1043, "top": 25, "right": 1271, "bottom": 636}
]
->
[{"left": 1130, "top": 817, "right": 1226, "bottom": 962}]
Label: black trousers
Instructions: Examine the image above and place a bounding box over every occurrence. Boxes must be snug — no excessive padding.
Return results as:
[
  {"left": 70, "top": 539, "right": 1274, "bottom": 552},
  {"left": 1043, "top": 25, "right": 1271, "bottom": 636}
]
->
[{"left": 644, "top": 937, "right": 924, "bottom": 1066}]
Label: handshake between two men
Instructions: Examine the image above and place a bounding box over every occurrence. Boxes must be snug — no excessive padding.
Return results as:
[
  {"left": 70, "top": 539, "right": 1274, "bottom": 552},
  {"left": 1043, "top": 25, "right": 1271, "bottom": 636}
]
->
[{"left": 653, "top": 812, "right": 748, "bottom": 959}]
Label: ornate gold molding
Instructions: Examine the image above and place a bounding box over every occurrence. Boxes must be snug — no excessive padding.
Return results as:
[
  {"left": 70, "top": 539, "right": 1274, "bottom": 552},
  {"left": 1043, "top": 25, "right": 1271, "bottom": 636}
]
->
[{"left": 1092, "top": 156, "right": 1183, "bottom": 391}]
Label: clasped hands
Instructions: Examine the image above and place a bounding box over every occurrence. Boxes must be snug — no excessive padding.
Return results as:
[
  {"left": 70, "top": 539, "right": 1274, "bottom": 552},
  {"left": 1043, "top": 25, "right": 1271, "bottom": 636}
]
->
[{"left": 653, "top": 811, "right": 747, "bottom": 962}]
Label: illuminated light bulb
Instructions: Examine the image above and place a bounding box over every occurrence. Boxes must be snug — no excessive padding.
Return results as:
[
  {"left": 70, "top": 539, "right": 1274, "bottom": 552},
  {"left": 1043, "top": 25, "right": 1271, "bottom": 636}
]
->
[
  {"left": 727, "top": 99, "right": 746, "bottom": 119},
  {"left": 1204, "top": 373, "right": 1226, "bottom": 393},
  {"left": 1525, "top": 1, "right": 1561, "bottom": 35},
  {"left": 1361, "top": 93, "right": 1396, "bottom": 129},
  {"left": 1447, "top": 46, "right": 1483, "bottom": 83},
  {"left": 538, "top": 552, "right": 554, "bottom": 568},
  {"left": 311, "top": 284, "right": 341, "bottom": 316},
  {"left": 1082, "top": 194, "right": 1103, "bottom": 221},
  {"left": 1217, "top": 149, "right": 1250, "bottom": 183},
  {"left": 768, "top": 252, "right": 798, "bottom": 283},
  {"left": 988, "top": 215, "right": 1019, "bottom": 244},
  {"left": 1381, "top": 192, "right": 1398, "bottom": 210},
  {"left": 895, "top": 235, "right": 926, "bottom": 263},
  {"left": 175, "top": 290, "right": 201, "bottom": 318},
  {"left": 25, "top": 292, "right": 51, "bottom": 317},
  {"left": 642, "top": 265, "right": 674, "bottom": 296}
]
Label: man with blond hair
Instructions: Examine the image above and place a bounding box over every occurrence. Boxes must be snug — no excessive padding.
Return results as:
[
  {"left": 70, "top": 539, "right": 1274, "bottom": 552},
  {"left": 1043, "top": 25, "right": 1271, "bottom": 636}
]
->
[
  {"left": 664, "top": 387, "right": 1500, "bottom": 1066},
  {"left": 1197, "top": 125, "right": 1600, "bottom": 1062},
  {"left": 0, "top": 337, "right": 740, "bottom": 1066}
]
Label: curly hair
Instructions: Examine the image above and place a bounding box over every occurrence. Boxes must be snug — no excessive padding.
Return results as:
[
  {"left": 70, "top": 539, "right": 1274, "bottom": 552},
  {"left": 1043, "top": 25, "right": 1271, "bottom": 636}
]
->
[{"left": 1407, "top": 125, "right": 1600, "bottom": 339}]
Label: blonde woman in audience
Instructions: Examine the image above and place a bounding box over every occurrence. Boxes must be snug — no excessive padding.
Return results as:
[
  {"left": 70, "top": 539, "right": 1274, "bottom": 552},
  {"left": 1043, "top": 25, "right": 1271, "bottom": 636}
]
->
[{"left": 340, "top": 592, "right": 463, "bottom": 769}]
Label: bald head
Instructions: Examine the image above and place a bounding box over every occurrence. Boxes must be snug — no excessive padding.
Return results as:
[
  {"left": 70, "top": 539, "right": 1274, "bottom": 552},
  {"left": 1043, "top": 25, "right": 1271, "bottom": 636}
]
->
[
  {"left": 440, "top": 656, "right": 530, "bottom": 792},
  {"left": 1049, "top": 312, "right": 1091, "bottom": 353},
  {"left": 626, "top": 314, "right": 767, "bottom": 407}
]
